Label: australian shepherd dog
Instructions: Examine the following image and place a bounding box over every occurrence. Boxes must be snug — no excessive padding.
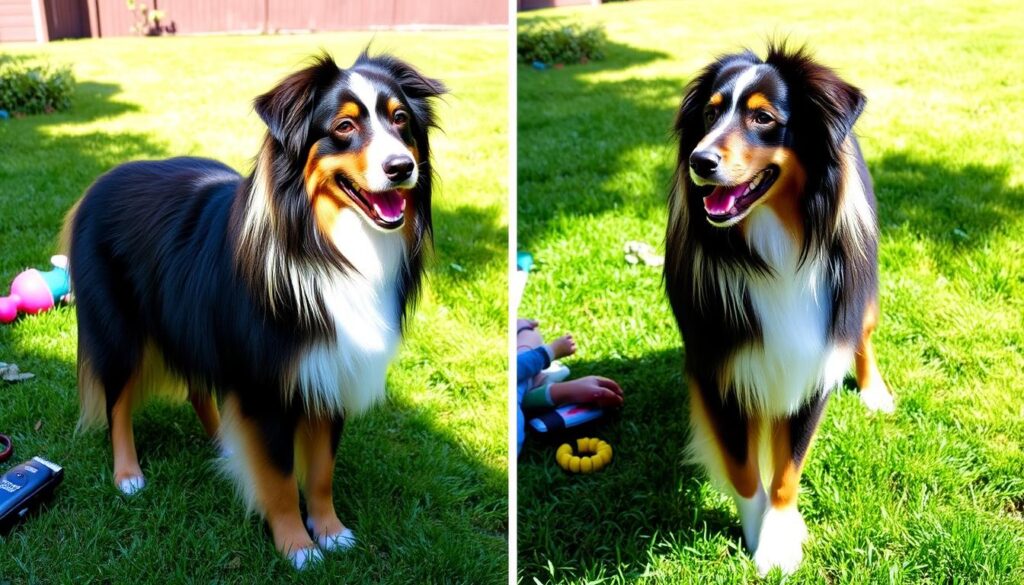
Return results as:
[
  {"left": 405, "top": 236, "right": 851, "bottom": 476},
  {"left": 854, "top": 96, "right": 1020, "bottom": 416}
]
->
[
  {"left": 65, "top": 51, "right": 444, "bottom": 568},
  {"left": 663, "top": 43, "right": 893, "bottom": 575}
]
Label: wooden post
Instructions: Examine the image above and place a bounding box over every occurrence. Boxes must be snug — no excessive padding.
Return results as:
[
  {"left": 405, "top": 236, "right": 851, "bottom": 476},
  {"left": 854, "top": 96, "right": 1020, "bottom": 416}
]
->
[
  {"left": 86, "top": 0, "right": 101, "bottom": 37},
  {"left": 30, "top": 0, "right": 49, "bottom": 42}
]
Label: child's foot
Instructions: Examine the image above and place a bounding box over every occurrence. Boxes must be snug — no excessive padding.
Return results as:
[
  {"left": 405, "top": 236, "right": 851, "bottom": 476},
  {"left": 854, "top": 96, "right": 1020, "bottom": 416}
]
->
[
  {"left": 550, "top": 376, "right": 623, "bottom": 408},
  {"left": 547, "top": 334, "right": 576, "bottom": 360}
]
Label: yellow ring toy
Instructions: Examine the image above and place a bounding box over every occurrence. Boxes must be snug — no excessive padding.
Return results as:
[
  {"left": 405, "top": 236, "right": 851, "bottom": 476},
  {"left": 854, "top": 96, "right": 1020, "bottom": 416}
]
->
[{"left": 556, "top": 437, "right": 613, "bottom": 473}]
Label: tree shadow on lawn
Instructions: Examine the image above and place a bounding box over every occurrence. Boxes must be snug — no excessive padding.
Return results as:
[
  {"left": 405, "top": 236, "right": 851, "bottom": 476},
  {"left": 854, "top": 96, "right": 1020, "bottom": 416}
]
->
[
  {"left": 871, "top": 151, "right": 1024, "bottom": 255},
  {"left": 518, "top": 38, "right": 1024, "bottom": 261},
  {"left": 517, "top": 347, "right": 735, "bottom": 579},
  {"left": 0, "top": 334, "right": 506, "bottom": 582},
  {"left": 432, "top": 202, "right": 507, "bottom": 284},
  {"left": 0, "top": 80, "right": 161, "bottom": 275},
  {"left": 517, "top": 347, "right": 883, "bottom": 580},
  {"left": 517, "top": 40, "right": 679, "bottom": 248}
]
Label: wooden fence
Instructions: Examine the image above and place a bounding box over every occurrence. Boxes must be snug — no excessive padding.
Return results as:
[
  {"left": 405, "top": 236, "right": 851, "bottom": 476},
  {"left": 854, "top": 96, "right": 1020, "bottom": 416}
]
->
[{"left": 0, "top": 0, "right": 507, "bottom": 42}]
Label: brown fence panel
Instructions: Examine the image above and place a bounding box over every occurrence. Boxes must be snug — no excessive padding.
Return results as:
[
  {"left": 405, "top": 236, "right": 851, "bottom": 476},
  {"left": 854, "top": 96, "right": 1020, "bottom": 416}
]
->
[
  {"left": 393, "top": 0, "right": 507, "bottom": 26},
  {"left": 256, "top": 0, "right": 507, "bottom": 32},
  {"left": 83, "top": 0, "right": 505, "bottom": 38},
  {"left": 44, "top": 0, "right": 89, "bottom": 39},
  {"left": 268, "top": 0, "right": 366, "bottom": 32},
  {"left": 0, "top": 0, "right": 36, "bottom": 42},
  {"left": 159, "top": 0, "right": 263, "bottom": 34},
  {"left": 92, "top": 0, "right": 138, "bottom": 37}
]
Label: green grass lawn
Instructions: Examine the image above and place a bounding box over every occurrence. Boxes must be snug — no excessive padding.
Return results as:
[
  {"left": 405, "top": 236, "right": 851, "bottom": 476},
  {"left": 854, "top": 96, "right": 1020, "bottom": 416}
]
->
[
  {"left": 517, "top": 1, "right": 1024, "bottom": 583},
  {"left": 0, "top": 31, "right": 507, "bottom": 583}
]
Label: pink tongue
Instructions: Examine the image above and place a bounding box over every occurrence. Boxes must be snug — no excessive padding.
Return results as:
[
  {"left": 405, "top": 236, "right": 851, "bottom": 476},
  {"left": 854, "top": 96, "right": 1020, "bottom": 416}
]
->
[
  {"left": 365, "top": 190, "right": 405, "bottom": 221},
  {"left": 703, "top": 183, "right": 747, "bottom": 215}
]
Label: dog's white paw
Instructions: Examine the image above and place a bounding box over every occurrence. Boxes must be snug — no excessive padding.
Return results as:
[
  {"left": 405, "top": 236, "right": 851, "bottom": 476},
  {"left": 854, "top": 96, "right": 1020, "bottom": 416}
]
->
[
  {"left": 288, "top": 546, "right": 324, "bottom": 570},
  {"left": 117, "top": 475, "right": 146, "bottom": 496},
  {"left": 317, "top": 528, "right": 356, "bottom": 552},
  {"left": 734, "top": 490, "right": 768, "bottom": 552},
  {"left": 752, "top": 506, "right": 808, "bottom": 576},
  {"left": 859, "top": 380, "right": 895, "bottom": 414},
  {"left": 306, "top": 518, "right": 357, "bottom": 552}
]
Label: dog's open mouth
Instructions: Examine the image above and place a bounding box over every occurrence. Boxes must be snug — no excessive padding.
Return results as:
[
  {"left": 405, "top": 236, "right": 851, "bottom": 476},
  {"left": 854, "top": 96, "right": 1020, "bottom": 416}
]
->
[
  {"left": 336, "top": 175, "right": 406, "bottom": 230},
  {"left": 702, "top": 165, "right": 779, "bottom": 225}
]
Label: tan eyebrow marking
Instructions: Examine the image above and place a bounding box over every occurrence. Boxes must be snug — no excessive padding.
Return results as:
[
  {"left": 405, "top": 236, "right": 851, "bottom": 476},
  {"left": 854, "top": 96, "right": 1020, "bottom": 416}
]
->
[
  {"left": 386, "top": 97, "right": 403, "bottom": 116},
  {"left": 708, "top": 93, "right": 723, "bottom": 107},
  {"left": 746, "top": 93, "right": 770, "bottom": 111},
  {"left": 336, "top": 101, "right": 361, "bottom": 119}
]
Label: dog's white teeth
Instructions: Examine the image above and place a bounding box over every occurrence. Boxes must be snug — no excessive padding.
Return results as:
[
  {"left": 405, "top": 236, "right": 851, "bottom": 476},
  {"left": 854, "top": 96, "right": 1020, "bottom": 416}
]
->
[
  {"left": 400, "top": 198, "right": 407, "bottom": 212},
  {"left": 373, "top": 203, "right": 383, "bottom": 217}
]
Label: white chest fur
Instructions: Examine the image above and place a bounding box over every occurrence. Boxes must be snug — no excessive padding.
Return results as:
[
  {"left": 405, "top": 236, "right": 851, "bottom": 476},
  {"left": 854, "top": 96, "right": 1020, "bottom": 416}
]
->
[
  {"left": 726, "top": 207, "right": 851, "bottom": 416},
  {"left": 296, "top": 208, "right": 405, "bottom": 417}
]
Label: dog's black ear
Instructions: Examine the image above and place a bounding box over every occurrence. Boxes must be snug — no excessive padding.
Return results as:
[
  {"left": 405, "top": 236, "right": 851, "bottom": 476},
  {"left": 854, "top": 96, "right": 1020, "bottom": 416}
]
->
[
  {"left": 766, "top": 43, "right": 865, "bottom": 148},
  {"left": 808, "top": 69, "right": 865, "bottom": 148},
  {"left": 254, "top": 55, "right": 339, "bottom": 158}
]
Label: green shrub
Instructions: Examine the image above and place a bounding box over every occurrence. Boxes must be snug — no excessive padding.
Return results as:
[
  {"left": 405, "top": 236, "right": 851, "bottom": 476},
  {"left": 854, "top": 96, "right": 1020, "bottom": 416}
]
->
[
  {"left": 0, "top": 61, "right": 75, "bottom": 116},
  {"left": 518, "top": 22, "right": 607, "bottom": 65}
]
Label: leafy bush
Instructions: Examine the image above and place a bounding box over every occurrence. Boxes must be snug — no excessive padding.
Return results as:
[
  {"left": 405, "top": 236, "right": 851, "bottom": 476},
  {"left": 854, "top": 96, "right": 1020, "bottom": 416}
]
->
[
  {"left": 0, "top": 61, "right": 74, "bottom": 116},
  {"left": 518, "top": 22, "right": 607, "bottom": 65}
]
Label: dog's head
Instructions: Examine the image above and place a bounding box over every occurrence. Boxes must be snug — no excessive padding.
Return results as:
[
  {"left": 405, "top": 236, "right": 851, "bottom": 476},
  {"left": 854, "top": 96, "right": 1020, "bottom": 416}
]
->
[
  {"left": 255, "top": 51, "right": 445, "bottom": 234},
  {"left": 675, "top": 43, "right": 865, "bottom": 229}
]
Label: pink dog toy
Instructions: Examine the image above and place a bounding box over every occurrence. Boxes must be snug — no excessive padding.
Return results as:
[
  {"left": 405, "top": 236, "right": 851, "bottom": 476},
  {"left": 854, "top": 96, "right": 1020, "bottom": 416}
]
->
[{"left": 0, "top": 255, "right": 71, "bottom": 324}]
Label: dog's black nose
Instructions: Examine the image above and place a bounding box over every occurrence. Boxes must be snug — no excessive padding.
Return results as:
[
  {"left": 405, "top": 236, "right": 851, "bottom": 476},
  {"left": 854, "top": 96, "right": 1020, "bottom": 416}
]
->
[
  {"left": 689, "top": 151, "right": 720, "bottom": 179},
  {"left": 383, "top": 155, "right": 415, "bottom": 183}
]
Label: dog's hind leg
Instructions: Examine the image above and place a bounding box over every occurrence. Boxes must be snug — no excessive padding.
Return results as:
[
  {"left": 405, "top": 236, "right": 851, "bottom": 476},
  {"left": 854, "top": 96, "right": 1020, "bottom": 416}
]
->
[
  {"left": 687, "top": 377, "right": 767, "bottom": 553},
  {"left": 296, "top": 414, "right": 355, "bottom": 552},
  {"left": 188, "top": 390, "right": 221, "bottom": 439},
  {"left": 76, "top": 308, "right": 146, "bottom": 495},
  {"left": 753, "top": 391, "right": 829, "bottom": 576},
  {"left": 855, "top": 300, "right": 894, "bottom": 413},
  {"left": 109, "top": 376, "right": 145, "bottom": 495},
  {"left": 219, "top": 395, "right": 320, "bottom": 569}
]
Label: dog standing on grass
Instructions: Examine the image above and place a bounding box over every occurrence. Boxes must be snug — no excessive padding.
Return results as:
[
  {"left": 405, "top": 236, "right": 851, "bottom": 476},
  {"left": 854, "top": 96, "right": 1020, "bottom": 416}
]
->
[
  {"left": 663, "top": 43, "right": 893, "bottom": 575},
  {"left": 65, "top": 51, "right": 445, "bottom": 568}
]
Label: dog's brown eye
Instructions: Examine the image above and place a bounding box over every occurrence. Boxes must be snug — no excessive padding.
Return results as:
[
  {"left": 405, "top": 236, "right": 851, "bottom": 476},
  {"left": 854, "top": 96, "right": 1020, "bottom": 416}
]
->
[
  {"left": 393, "top": 110, "right": 409, "bottom": 125},
  {"left": 334, "top": 119, "right": 356, "bottom": 135},
  {"left": 753, "top": 111, "right": 774, "bottom": 125},
  {"left": 704, "top": 109, "right": 717, "bottom": 125}
]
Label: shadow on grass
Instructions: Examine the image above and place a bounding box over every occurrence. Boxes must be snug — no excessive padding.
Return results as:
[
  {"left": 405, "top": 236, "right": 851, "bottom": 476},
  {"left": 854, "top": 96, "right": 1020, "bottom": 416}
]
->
[
  {"left": 517, "top": 348, "right": 734, "bottom": 580},
  {"left": 872, "top": 152, "right": 1024, "bottom": 251},
  {"left": 517, "top": 349, "right": 882, "bottom": 580},
  {"left": 0, "top": 80, "right": 159, "bottom": 275},
  {"left": 1, "top": 325, "right": 506, "bottom": 582},
  {"left": 519, "top": 36, "right": 1024, "bottom": 255},
  {"left": 517, "top": 39, "right": 677, "bottom": 248},
  {"left": 433, "top": 202, "right": 507, "bottom": 283}
]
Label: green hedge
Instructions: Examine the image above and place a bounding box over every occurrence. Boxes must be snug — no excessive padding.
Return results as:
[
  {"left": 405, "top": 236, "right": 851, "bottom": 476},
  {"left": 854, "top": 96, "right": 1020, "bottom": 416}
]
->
[
  {"left": 518, "top": 23, "right": 607, "bottom": 65},
  {"left": 0, "top": 60, "right": 74, "bottom": 116}
]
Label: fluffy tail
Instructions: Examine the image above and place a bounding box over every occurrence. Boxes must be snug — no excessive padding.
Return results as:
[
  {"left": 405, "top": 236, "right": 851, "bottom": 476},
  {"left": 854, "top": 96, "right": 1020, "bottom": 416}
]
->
[
  {"left": 62, "top": 200, "right": 106, "bottom": 432},
  {"left": 76, "top": 352, "right": 107, "bottom": 432}
]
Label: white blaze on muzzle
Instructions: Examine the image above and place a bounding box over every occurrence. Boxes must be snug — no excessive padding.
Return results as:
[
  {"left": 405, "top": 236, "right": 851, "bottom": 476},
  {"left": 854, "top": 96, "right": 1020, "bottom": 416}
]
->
[{"left": 349, "top": 72, "right": 419, "bottom": 192}]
